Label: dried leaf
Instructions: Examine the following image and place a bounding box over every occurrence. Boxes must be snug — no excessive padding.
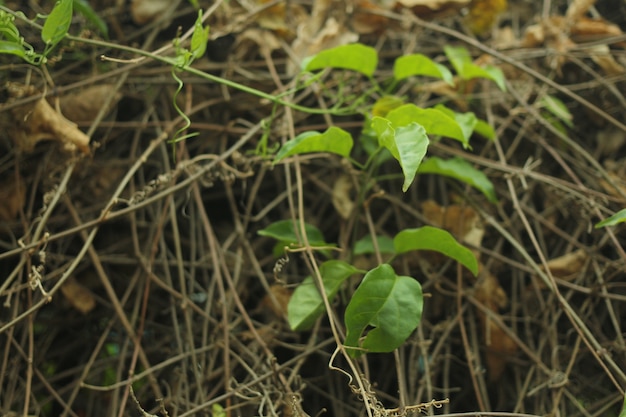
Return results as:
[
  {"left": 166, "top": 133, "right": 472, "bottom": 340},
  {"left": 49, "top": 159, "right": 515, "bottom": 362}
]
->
[
  {"left": 131, "top": 0, "right": 170, "bottom": 25},
  {"left": 61, "top": 277, "right": 96, "bottom": 314},
  {"left": 465, "top": 0, "right": 507, "bottom": 35},
  {"left": 422, "top": 200, "right": 485, "bottom": 257},
  {"left": 541, "top": 249, "right": 588, "bottom": 280},
  {"left": 474, "top": 266, "right": 517, "bottom": 381},
  {"left": 236, "top": 28, "right": 282, "bottom": 57},
  {"left": 588, "top": 44, "right": 625, "bottom": 76},
  {"left": 58, "top": 85, "right": 122, "bottom": 123},
  {"left": 482, "top": 317, "right": 517, "bottom": 381},
  {"left": 332, "top": 174, "right": 355, "bottom": 219},
  {"left": 0, "top": 175, "right": 25, "bottom": 222},
  {"left": 596, "top": 127, "right": 626, "bottom": 157},
  {"left": 395, "top": 0, "right": 469, "bottom": 12},
  {"left": 289, "top": 0, "right": 358, "bottom": 75},
  {"left": 259, "top": 284, "right": 292, "bottom": 319},
  {"left": 565, "top": 0, "right": 597, "bottom": 24},
  {"left": 353, "top": 0, "right": 390, "bottom": 34},
  {"left": 7, "top": 83, "right": 90, "bottom": 154},
  {"left": 289, "top": 17, "right": 358, "bottom": 74}
]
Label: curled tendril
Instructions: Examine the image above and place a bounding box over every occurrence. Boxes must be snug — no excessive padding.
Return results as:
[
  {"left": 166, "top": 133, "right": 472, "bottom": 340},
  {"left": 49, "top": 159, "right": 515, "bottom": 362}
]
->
[{"left": 170, "top": 66, "right": 198, "bottom": 156}]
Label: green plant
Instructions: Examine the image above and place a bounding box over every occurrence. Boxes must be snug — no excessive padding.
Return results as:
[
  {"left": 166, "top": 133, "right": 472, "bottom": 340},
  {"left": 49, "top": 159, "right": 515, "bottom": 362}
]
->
[
  {"left": 261, "top": 43, "right": 503, "bottom": 356},
  {"left": 595, "top": 208, "right": 626, "bottom": 228},
  {"left": 0, "top": 0, "right": 107, "bottom": 64},
  {"left": 1, "top": 0, "right": 501, "bottom": 405}
]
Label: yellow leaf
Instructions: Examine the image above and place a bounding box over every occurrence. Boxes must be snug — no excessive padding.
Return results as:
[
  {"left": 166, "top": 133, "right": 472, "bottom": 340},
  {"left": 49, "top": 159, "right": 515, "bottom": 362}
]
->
[{"left": 466, "top": 0, "right": 507, "bottom": 35}]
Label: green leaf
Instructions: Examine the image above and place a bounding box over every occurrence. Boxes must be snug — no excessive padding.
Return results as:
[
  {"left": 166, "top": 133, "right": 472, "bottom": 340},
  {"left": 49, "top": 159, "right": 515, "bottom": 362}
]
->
[
  {"left": 434, "top": 104, "right": 476, "bottom": 145},
  {"left": 385, "top": 104, "right": 468, "bottom": 147},
  {"left": 190, "top": 10, "right": 209, "bottom": 60},
  {"left": 393, "top": 53, "right": 453, "bottom": 85},
  {"left": 303, "top": 43, "right": 378, "bottom": 77},
  {"left": 595, "top": 208, "right": 626, "bottom": 228},
  {"left": 258, "top": 220, "right": 328, "bottom": 246},
  {"left": 212, "top": 404, "right": 226, "bottom": 417},
  {"left": 394, "top": 226, "right": 478, "bottom": 275},
  {"left": 444, "top": 45, "right": 506, "bottom": 91},
  {"left": 344, "top": 264, "right": 422, "bottom": 356},
  {"left": 73, "top": 0, "right": 108, "bottom": 38},
  {"left": 371, "top": 118, "right": 429, "bottom": 192},
  {"left": 353, "top": 235, "right": 396, "bottom": 255},
  {"left": 288, "top": 261, "right": 361, "bottom": 330},
  {"left": 372, "top": 96, "right": 405, "bottom": 117},
  {"left": 42, "top": 0, "right": 73, "bottom": 46},
  {"left": 540, "top": 95, "right": 573, "bottom": 128},
  {"left": 0, "top": 40, "right": 27, "bottom": 59},
  {"left": 419, "top": 156, "right": 497, "bottom": 203},
  {"left": 274, "top": 127, "right": 353, "bottom": 163},
  {"left": 473, "top": 118, "right": 496, "bottom": 140},
  {"left": 0, "top": 12, "right": 21, "bottom": 43}
]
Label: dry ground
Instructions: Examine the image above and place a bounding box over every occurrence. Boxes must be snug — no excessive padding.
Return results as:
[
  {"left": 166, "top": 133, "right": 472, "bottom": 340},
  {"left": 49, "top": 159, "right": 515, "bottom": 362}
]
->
[{"left": 1, "top": 0, "right": 626, "bottom": 416}]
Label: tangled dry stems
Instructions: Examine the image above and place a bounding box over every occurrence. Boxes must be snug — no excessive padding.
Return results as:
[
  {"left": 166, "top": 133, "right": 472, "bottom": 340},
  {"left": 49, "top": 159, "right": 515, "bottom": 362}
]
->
[{"left": 1, "top": 1, "right": 625, "bottom": 416}]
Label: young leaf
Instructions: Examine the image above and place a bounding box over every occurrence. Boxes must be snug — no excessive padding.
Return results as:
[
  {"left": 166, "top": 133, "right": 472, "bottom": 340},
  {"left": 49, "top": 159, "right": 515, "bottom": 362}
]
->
[
  {"left": 385, "top": 104, "right": 468, "bottom": 147},
  {"left": 258, "top": 220, "right": 328, "bottom": 246},
  {"left": 372, "top": 96, "right": 405, "bottom": 117},
  {"left": 394, "top": 226, "right": 478, "bottom": 275},
  {"left": 73, "top": 0, "right": 108, "bottom": 38},
  {"left": 540, "top": 95, "right": 573, "bottom": 128},
  {"left": 0, "top": 41, "right": 27, "bottom": 59},
  {"left": 274, "top": 127, "right": 353, "bottom": 163},
  {"left": 595, "top": 208, "right": 626, "bottom": 229},
  {"left": 288, "top": 261, "right": 362, "bottom": 330},
  {"left": 190, "top": 10, "right": 209, "bottom": 60},
  {"left": 353, "top": 235, "right": 396, "bottom": 255},
  {"left": 371, "top": 118, "right": 429, "bottom": 192},
  {"left": 302, "top": 43, "right": 378, "bottom": 77},
  {"left": 434, "top": 104, "right": 477, "bottom": 145},
  {"left": 42, "top": 0, "right": 73, "bottom": 47},
  {"left": 418, "top": 156, "right": 497, "bottom": 203},
  {"left": 0, "top": 12, "right": 22, "bottom": 43},
  {"left": 473, "top": 118, "right": 496, "bottom": 140},
  {"left": 394, "top": 53, "right": 454, "bottom": 85},
  {"left": 344, "top": 264, "right": 423, "bottom": 356},
  {"left": 444, "top": 45, "right": 506, "bottom": 91},
  {"left": 619, "top": 394, "right": 626, "bottom": 417}
]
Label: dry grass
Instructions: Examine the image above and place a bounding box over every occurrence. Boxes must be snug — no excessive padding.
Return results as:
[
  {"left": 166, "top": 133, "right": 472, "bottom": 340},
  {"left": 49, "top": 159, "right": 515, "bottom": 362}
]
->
[{"left": 1, "top": 0, "right": 625, "bottom": 416}]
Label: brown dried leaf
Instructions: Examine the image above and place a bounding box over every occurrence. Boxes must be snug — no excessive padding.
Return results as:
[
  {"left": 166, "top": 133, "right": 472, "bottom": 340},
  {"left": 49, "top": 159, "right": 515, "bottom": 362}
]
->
[
  {"left": 352, "top": 0, "right": 391, "bottom": 34},
  {"left": 422, "top": 200, "right": 485, "bottom": 257},
  {"left": 394, "top": 0, "right": 468, "bottom": 12},
  {"left": 0, "top": 175, "right": 25, "bottom": 222},
  {"left": 58, "top": 85, "right": 122, "bottom": 123},
  {"left": 541, "top": 249, "right": 588, "bottom": 280},
  {"left": 599, "top": 159, "right": 626, "bottom": 202},
  {"left": 236, "top": 28, "right": 283, "bottom": 57},
  {"left": 332, "top": 174, "right": 355, "bottom": 220},
  {"left": 482, "top": 318, "right": 518, "bottom": 381},
  {"left": 522, "top": 16, "right": 623, "bottom": 73},
  {"left": 7, "top": 83, "right": 90, "bottom": 154},
  {"left": 131, "top": 0, "right": 170, "bottom": 25},
  {"left": 288, "top": 0, "right": 358, "bottom": 74},
  {"left": 596, "top": 127, "right": 626, "bottom": 158},
  {"left": 289, "top": 17, "right": 358, "bottom": 74},
  {"left": 474, "top": 266, "right": 517, "bottom": 381},
  {"left": 474, "top": 267, "right": 507, "bottom": 311},
  {"left": 588, "top": 45, "right": 625, "bottom": 76},
  {"left": 60, "top": 277, "right": 96, "bottom": 314},
  {"left": 259, "top": 284, "right": 292, "bottom": 319},
  {"left": 464, "top": 0, "right": 507, "bottom": 36},
  {"left": 565, "top": 0, "right": 597, "bottom": 24}
]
